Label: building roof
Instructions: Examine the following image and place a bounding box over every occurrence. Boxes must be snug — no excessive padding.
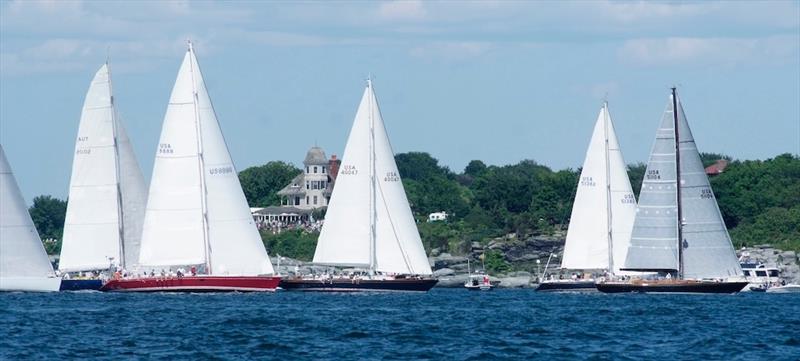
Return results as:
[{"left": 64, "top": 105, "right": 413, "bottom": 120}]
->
[
  {"left": 705, "top": 159, "right": 729, "bottom": 176},
  {"left": 304, "top": 146, "right": 328, "bottom": 166},
  {"left": 253, "top": 206, "right": 314, "bottom": 216},
  {"left": 277, "top": 173, "right": 305, "bottom": 196}
]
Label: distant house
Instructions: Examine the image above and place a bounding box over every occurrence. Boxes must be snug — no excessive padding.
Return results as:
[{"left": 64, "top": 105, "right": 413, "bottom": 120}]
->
[
  {"left": 276, "top": 146, "right": 340, "bottom": 209},
  {"left": 705, "top": 159, "right": 729, "bottom": 176},
  {"left": 428, "top": 211, "right": 448, "bottom": 222}
]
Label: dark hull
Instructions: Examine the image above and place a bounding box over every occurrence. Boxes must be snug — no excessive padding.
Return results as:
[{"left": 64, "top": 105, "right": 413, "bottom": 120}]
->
[
  {"left": 596, "top": 281, "right": 748, "bottom": 294},
  {"left": 60, "top": 279, "right": 104, "bottom": 291},
  {"left": 536, "top": 280, "right": 597, "bottom": 292},
  {"left": 101, "top": 276, "right": 281, "bottom": 292},
  {"left": 280, "top": 278, "right": 438, "bottom": 292}
]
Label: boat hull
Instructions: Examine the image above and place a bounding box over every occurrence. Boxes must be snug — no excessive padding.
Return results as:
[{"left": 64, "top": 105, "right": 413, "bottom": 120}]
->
[
  {"left": 536, "top": 280, "right": 597, "bottom": 292},
  {"left": 60, "top": 279, "right": 104, "bottom": 291},
  {"left": 0, "top": 277, "right": 61, "bottom": 292},
  {"left": 596, "top": 280, "right": 748, "bottom": 294},
  {"left": 765, "top": 284, "right": 800, "bottom": 293},
  {"left": 280, "top": 278, "right": 438, "bottom": 292},
  {"left": 101, "top": 276, "right": 281, "bottom": 292}
]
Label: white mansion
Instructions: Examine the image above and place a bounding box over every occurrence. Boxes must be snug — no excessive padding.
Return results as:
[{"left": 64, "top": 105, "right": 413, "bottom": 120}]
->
[
  {"left": 250, "top": 146, "right": 340, "bottom": 227},
  {"left": 277, "top": 146, "right": 338, "bottom": 209}
]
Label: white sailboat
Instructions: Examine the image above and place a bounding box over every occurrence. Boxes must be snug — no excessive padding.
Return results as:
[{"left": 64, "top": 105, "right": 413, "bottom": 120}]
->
[
  {"left": 58, "top": 63, "right": 148, "bottom": 291},
  {"left": 102, "top": 42, "right": 280, "bottom": 292},
  {"left": 0, "top": 145, "right": 61, "bottom": 292},
  {"left": 597, "top": 88, "right": 748, "bottom": 293},
  {"left": 537, "top": 102, "right": 637, "bottom": 291},
  {"left": 281, "top": 79, "right": 437, "bottom": 292}
]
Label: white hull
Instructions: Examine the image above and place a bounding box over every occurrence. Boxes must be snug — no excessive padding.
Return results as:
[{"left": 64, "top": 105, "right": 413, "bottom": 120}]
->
[
  {"left": 0, "top": 277, "right": 61, "bottom": 292},
  {"left": 766, "top": 284, "right": 800, "bottom": 293}
]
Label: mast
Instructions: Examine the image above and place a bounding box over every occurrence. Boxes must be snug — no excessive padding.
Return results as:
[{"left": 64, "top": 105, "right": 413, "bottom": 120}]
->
[
  {"left": 368, "top": 76, "right": 377, "bottom": 276},
  {"left": 603, "top": 101, "right": 614, "bottom": 274},
  {"left": 108, "top": 61, "right": 126, "bottom": 269},
  {"left": 188, "top": 41, "right": 212, "bottom": 274},
  {"left": 672, "top": 87, "right": 684, "bottom": 279}
]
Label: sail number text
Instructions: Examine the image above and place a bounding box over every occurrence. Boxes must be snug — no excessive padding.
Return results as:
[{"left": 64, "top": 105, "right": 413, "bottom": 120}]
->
[
  {"left": 340, "top": 165, "right": 358, "bottom": 175},
  {"left": 209, "top": 166, "right": 234, "bottom": 175},
  {"left": 158, "top": 143, "right": 174, "bottom": 154},
  {"left": 646, "top": 169, "right": 661, "bottom": 180},
  {"left": 621, "top": 193, "right": 635, "bottom": 204},
  {"left": 580, "top": 176, "right": 596, "bottom": 187},
  {"left": 700, "top": 188, "right": 714, "bottom": 199},
  {"left": 76, "top": 148, "right": 91, "bottom": 155},
  {"left": 77, "top": 136, "right": 88, "bottom": 142},
  {"left": 384, "top": 171, "right": 400, "bottom": 182}
]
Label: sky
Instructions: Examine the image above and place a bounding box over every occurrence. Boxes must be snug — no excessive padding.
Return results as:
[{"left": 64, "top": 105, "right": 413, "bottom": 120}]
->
[{"left": 1, "top": 0, "right": 799, "bottom": 203}]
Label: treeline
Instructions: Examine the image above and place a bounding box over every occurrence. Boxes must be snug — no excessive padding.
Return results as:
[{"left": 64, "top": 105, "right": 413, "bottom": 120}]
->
[
  {"left": 239, "top": 152, "right": 800, "bottom": 257},
  {"left": 28, "top": 152, "right": 800, "bottom": 257}
]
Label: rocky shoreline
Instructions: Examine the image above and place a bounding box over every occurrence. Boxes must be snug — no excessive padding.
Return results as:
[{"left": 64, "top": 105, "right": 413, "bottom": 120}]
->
[{"left": 273, "top": 236, "right": 800, "bottom": 288}]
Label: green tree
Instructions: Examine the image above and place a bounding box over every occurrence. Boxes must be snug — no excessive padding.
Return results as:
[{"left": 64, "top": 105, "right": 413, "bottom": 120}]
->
[
  {"left": 395, "top": 152, "right": 471, "bottom": 219},
  {"left": 238, "top": 161, "right": 301, "bottom": 207},
  {"left": 28, "top": 195, "right": 67, "bottom": 255},
  {"left": 28, "top": 195, "right": 67, "bottom": 241},
  {"left": 627, "top": 162, "right": 646, "bottom": 199},
  {"left": 261, "top": 229, "right": 318, "bottom": 261}
]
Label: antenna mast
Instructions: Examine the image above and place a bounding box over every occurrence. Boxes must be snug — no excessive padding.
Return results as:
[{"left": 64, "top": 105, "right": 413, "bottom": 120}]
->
[{"left": 672, "top": 87, "right": 684, "bottom": 279}]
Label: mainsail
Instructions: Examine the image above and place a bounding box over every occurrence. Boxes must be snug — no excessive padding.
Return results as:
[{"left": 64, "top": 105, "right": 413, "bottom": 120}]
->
[
  {"left": 314, "top": 80, "right": 432, "bottom": 275},
  {"left": 0, "top": 145, "right": 56, "bottom": 279},
  {"left": 59, "top": 64, "right": 147, "bottom": 272},
  {"left": 137, "top": 43, "right": 274, "bottom": 276},
  {"left": 623, "top": 91, "right": 741, "bottom": 279},
  {"left": 560, "top": 103, "right": 636, "bottom": 274}
]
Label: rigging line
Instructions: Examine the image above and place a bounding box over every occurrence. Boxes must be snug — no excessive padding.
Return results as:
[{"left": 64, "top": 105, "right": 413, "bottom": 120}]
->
[{"left": 376, "top": 179, "right": 414, "bottom": 274}]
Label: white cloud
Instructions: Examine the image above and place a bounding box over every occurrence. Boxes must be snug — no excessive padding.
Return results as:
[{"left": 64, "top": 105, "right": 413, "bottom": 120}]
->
[
  {"left": 377, "top": 0, "right": 427, "bottom": 21},
  {"left": 409, "top": 41, "right": 493, "bottom": 61},
  {"left": 618, "top": 35, "right": 800, "bottom": 67},
  {"left": 0, "top": 38, "right": 193, "bottom": 76}
]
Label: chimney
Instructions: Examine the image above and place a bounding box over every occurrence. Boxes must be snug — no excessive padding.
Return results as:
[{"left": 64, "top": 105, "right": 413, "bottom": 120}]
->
[{"left": 329, "top": 154, "right": 341, "bottom": 181}]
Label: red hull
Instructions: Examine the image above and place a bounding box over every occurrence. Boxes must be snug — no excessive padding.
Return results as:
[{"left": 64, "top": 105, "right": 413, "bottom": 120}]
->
[{"left": 101, "top": 276, "right": 281, "bottom": 292}]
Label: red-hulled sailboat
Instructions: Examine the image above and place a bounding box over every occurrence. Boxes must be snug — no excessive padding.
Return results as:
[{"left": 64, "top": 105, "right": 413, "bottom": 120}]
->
[{"left": 102, "top": 42, "right": 279, "bottom": 292}]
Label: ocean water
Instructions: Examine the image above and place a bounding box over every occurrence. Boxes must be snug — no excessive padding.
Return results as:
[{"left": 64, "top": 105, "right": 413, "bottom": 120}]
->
[{"left": 1, "top": 289, "right": 798, "bottom": 360}]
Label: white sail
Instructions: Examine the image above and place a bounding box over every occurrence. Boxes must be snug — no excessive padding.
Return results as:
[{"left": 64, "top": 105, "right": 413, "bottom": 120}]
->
[
  {"left": 561, "top": 104, "right": 636, "bottom": 274},
  {"left": 0, "top": 145, "right": 60, "bottom": 291},
  {"left": 60, "top": 64, "right": 147, "bottom": 272},
  {"left": 138, "top": 45, "right": 274, "bottom": 276},
  {"left": 116, "top": 118, "right": 148, "bottom": 269},
  {"left": 314, "top": 80, "right": 432, "bottom": 275},
  {"left": 624, "top": 93, "right": 741, "bottom": 279},
  {"left": 673, "top": 98, "right": 741, "bottom": 279}
]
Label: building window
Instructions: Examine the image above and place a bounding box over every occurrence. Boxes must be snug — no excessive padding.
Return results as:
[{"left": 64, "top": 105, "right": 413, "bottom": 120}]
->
[
  {"left": 313, "top": 196, "right": 318, "bottom": 205},
  {"left": 306, "top": 181, "right": 309, "bottom": 190},
  {"left": 322, "top": 167, "right": 326, "bottom": 174},
  {"left": 306, "top": 196, "right": 309, "bottom": 204},
  {"left": 295, "top": 197, "right": 300, "bottom": 205},
  {"left": 306, "top": 166, "right": 309, "bottom": 173},
  {"left": 314, "top": 166, "right": 318, "bottom": 173}
]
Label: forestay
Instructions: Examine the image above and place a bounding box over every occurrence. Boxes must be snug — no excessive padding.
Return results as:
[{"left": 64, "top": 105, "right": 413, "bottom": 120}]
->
[
  {"left": 561, "top": 104, "right": 636, "bottom": 274},
  {"left": 0, "top": 145, "right": 56, "bottom": 279},
  {"left": 59, "top": 64, "right": 147, "bottom": 272},
  {"left": 138, "top": 45, "right": 274, "bottom": 276},
  {"left": 314, "top": 81, "right": 432, "bottom": 275}
]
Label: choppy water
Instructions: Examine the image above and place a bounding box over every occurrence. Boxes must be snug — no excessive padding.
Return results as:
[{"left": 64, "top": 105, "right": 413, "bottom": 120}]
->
[{"left": 1, "top": 289, "right": 798, "bottom": 360}]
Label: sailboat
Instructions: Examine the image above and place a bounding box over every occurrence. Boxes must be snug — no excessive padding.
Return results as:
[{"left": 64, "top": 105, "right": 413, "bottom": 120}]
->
[
  {"left": 58, "top": 63, "right": 148, "bottom": 291},
  {"left": 101, "top": 43, "right": 280, "bottom": 292},
  {"left": 0, "top": 145, "right": 62, "bottom": 292},
  {"left": 596, "top": 88, "right": 748, "bottom": 294},
  {"left": 537, "top": 102, "right": 637, "bottom": 292},
  {"left": 280, "top": 79, "right": 437, "bottom": 292}
]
